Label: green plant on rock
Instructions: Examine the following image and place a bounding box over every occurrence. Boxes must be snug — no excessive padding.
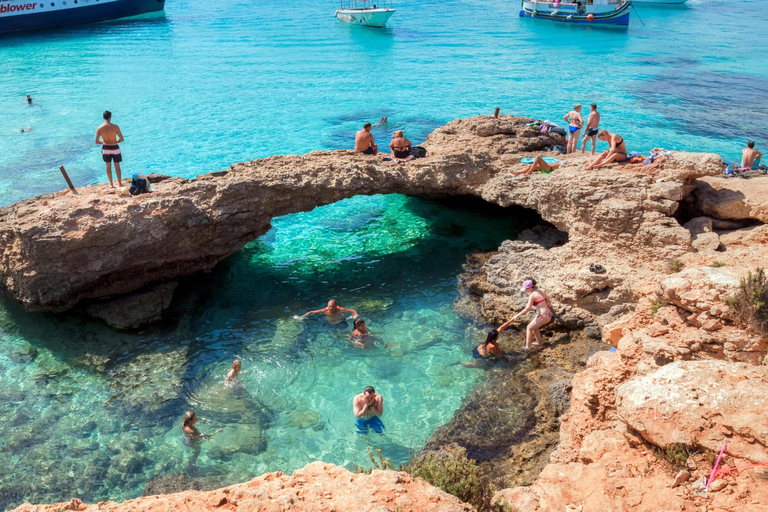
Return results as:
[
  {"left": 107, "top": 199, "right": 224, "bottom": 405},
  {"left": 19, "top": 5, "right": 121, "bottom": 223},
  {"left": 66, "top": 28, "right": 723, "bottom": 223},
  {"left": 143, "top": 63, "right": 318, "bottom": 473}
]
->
[
  {"left": 670, "top": 259, "right": 685, "bottom": 273},
  {"left": 724, "top": 267, "right": 768, "bottom": 335},
  {"left": 710, "top": 261, "right": 726, "bottom": 268},
  {"left": 654, "top": 443, "right": 689, "bottom": 469},
  {"left": 649, "top": 299, "right": 669, "bottom": 315},
  {"left": 360, "top": 448, "right": 516, "bottom": 512}
]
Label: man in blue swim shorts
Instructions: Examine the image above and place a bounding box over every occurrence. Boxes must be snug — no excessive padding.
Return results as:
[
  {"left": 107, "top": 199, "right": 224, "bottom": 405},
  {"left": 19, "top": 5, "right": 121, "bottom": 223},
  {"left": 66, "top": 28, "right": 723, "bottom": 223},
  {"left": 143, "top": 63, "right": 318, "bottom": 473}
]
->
[{"left": 353, "top": 386, "right": 384, "bottom": 434}]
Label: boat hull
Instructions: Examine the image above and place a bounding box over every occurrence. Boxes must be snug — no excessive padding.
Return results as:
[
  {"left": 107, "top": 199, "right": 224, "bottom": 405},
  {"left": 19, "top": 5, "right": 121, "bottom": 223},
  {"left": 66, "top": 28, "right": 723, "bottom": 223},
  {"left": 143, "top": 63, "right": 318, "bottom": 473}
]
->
[
  {"left": 631, "top": 0, "right": 686, "bottom": 3},
  {"left": 334, "top": 8, "right": 395, "bottom": 28},
  {"left": 520, "top": 1, "right": 630, "bottom": 25},
  {"left": 0, "top": 0, "right": 165, "bottom": 34}
]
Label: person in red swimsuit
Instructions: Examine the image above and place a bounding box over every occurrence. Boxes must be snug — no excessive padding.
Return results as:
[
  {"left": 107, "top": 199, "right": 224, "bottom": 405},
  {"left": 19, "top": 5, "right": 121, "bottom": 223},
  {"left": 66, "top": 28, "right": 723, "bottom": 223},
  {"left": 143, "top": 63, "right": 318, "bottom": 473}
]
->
[{"left": 511, "top": 279, "right": 553, "bottom": 349}]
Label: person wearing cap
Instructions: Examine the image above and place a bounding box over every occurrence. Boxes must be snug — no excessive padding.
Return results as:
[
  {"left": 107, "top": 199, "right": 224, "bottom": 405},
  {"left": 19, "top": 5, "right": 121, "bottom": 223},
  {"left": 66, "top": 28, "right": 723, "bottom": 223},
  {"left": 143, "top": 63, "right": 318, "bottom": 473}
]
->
[{"left": 511, "top": 279, "right": 553, "bottom": 349}]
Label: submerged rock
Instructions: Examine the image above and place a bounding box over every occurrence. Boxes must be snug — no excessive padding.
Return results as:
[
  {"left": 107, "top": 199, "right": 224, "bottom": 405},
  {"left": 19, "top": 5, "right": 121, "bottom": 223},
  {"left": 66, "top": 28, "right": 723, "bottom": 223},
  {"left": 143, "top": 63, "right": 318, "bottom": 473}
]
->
[{"left": 82, "top": 282, "right": 178, "bottom": 330}]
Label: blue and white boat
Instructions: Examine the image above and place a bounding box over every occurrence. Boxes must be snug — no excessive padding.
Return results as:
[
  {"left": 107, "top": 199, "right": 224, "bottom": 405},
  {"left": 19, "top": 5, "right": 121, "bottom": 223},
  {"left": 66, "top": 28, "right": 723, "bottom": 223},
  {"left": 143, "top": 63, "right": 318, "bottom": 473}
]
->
[
  {"left": 520, "top": 0, "right": 630, "bottom": 26},
  {"left": 0, "top": 0, "right": 165, "bottom": 34}
]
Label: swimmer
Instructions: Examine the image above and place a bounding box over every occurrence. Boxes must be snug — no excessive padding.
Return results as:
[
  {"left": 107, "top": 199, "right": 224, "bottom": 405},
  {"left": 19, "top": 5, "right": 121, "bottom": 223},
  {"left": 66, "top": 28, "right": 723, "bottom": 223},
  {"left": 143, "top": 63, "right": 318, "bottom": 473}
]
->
[
  {"left": 225, "top": 360, "right": 242, "bottom": 382},
  {"left": 511, "top": 279, "right": 553, "bottom": 349},
  {"left": 19, "top": 127, "right": 32, "bottom": 133},
  {"left": 95, "top": 110, "right": 125, "bottom": 189},
  {"left": 26, "top": 94, "right": 32, "bottom": 105},
  {"left": 372, "top": 116, "right": 387, "bottom": 127},
  {"left": 349, "top": 318, "right": 371, "bottom": 348},
  {"left": 353, "top": 386, "right": 384, "bottom": 434},
  {"left": 180, "top": 411, "right": 222, "bottom": 468},
  {"left": 563, "top": 104, "right": 583, "bottom": 154},
  {"left": 303, "top": 299, "right": 358, "bottom": 325},
  {"left": 462, "top": 318, "right": 517, "bottom": 368}
]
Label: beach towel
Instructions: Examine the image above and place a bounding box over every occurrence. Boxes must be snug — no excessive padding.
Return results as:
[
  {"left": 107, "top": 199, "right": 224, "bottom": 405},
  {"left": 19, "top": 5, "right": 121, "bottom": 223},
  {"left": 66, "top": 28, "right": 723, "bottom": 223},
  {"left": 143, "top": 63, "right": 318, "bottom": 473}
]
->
[{"left": 521, "top": 157, "right": 559, "bottom": 164}]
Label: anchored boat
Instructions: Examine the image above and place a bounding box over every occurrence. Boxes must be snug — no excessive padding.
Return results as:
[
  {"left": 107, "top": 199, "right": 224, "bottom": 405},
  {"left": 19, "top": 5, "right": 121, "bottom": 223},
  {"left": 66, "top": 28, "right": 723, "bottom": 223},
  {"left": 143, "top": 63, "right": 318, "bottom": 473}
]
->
[
  {"left": 0, "top": 0, "right": 165, "bottom": 34},
  {"left": 631, "top": 0, "right": 686, "bottom": 3},
  {"left": 334, "top": 0, "right": 395, "bottom": 28},
  {"left": 520, "top": 0, "right": 631, "bottom": 26}
]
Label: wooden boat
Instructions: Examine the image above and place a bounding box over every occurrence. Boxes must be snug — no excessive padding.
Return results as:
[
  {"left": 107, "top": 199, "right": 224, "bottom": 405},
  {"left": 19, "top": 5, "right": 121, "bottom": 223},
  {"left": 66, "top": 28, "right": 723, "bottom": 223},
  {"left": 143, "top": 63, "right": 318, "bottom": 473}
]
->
[
  {"left": 631, "top": 0, "right": 686, "bottom": 4},
  {"left": 520, "top": 0, "right": 631, "bottom": 26},
  {"left": 334, "top": 0, "right": 395, "bottom": 28}
]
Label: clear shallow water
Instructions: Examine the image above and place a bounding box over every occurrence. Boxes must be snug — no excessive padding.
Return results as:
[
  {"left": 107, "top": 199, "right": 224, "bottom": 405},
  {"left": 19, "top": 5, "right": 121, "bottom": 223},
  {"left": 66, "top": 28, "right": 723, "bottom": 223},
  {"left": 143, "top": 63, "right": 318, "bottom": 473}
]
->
[
  {"left": 1, "top": 0, "right": 766, "bottom": 204},
  {"left": 0, "top": 194, "right": 528, "bottom": 508},
  {"left": 0, "top": 0, "right": 766, "bottom": 508}
]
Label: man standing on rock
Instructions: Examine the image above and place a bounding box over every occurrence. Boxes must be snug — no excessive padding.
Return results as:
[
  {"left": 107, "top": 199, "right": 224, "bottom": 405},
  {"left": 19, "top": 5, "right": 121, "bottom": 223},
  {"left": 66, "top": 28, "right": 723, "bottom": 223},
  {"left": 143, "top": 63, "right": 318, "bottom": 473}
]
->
[
  {"left": 353, "top": 386, "right": 384, "bottom": 434},
  {"left": 95, "top": 110, "right": 125, "bottom": 189},
  {"left": 581, "top": 103, "right": 600, "bottom": 155},
  {"left": 355, "top": 122, "right": 378, "bottom": 155}
]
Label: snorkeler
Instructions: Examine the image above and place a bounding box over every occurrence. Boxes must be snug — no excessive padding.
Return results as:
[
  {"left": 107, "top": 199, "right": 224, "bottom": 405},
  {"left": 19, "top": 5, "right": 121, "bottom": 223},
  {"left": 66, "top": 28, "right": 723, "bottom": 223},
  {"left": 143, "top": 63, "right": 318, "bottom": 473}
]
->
[
  {"left": 353, "top": 386, "right": 384, "bottom": 434},
  {"left": 303, "top": 299, "right": 358, "bottom": 326},
  {"left": 511, "top": 279, "right": 553, "bottom": 349},
  {"left": 225, "top": 360, "right": 242, "bottom": 382},
  {"left": 180, "top": 411, "right": 222, "bottom": 468},
  {"left": 349, "top": 318, "right": 371, "bottom": 348}
]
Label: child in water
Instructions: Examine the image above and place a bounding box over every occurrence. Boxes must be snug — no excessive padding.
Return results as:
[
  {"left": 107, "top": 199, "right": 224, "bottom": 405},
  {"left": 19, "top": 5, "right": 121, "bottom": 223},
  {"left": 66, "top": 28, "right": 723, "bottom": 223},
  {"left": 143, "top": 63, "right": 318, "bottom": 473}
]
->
[
  {"left": 181, "top": 411, "right": 222, "bottom": 469},
  {"left": 349, "top": 318, "right": 371, "bottom": 348},
  {"left": 225, "top": 360, "right": 242, "bottom": 382}
]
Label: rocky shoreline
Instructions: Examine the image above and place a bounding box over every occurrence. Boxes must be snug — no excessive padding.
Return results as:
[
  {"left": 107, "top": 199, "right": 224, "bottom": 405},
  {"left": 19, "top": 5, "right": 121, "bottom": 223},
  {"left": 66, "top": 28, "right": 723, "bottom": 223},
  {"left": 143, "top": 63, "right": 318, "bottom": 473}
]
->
[{"left": 5, "top": 116, "right": 768, "bottom": 511}]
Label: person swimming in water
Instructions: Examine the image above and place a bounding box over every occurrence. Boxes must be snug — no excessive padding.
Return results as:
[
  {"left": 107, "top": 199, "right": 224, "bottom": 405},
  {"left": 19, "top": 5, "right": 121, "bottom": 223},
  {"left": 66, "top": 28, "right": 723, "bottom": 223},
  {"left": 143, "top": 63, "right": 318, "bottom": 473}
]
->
[
  {"left": 511, "top": 279, "right": 553, "bottom": 349},
  {"left": 349, "top": 318, "right": 372, "bottom": 348},
  {"left": 303, "top": 299, "right": 358, "bottom": 326},
  {"left": 225, "top": 360, "right": 242, "bottom": 382},
  {"left": 464, "top": 318, "right": 517, "bottom": 367},
  {"left": 180, "top": 411, "right": 222, "bottom": 468},
  {"left": 353, "top": 386, "right": 384, "bottom": 434}
]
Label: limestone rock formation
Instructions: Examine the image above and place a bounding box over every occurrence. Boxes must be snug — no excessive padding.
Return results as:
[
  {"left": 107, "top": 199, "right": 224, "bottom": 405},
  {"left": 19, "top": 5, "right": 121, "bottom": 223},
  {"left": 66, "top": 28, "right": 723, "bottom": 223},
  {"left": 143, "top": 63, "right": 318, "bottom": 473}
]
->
[
  {"left": 695, "top": 175, "right": 768, "bottom": 222},
  {"left": 11, "top": 462, "right": 473, "bottom": 512},
  {"left": 83, "top": 282, "right": 178, "bottom": 329},
  {"left": 0, "top": 116, "right": 720, "bottom": 334}
]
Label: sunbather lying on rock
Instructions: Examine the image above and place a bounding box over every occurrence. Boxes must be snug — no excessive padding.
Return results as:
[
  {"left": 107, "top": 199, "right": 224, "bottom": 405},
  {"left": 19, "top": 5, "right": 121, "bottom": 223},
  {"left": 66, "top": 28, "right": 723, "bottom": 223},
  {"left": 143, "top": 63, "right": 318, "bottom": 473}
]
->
[{"left": 511, "top": 156, "right": 560, "bottom": 176}]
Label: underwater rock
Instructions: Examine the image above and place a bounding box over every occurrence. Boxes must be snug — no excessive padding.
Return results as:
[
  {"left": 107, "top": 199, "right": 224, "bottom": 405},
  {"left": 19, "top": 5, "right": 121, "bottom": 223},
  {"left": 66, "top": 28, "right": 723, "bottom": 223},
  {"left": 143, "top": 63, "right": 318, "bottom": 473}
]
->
[
  {"left": 83, "top": 282, "right": 178, "bottom": 330},
  {"left": 287, "top": 409, "right": 321, "bottom": 429},
  {"left": 105, "top": 348, "right": 188, "bottom": 413},
  {"left": 205, "top": 422, "right": 266, "bottom": 460}
]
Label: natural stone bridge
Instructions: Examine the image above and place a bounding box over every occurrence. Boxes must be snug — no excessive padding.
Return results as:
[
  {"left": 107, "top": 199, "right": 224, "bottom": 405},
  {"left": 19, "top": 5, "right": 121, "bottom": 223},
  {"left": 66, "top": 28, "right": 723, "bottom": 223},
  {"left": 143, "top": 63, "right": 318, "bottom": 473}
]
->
[{"left": 0, "top": 116, "right": 721, "bottom": 327}]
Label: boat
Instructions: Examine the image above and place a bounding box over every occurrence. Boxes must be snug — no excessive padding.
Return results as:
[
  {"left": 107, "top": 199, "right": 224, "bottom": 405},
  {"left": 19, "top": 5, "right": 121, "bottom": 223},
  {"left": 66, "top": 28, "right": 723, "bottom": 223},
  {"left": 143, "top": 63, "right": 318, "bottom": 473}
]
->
[
  {"left": 334, "top": 0, "right": 395, "bottom": 28},
  {"left": 0, "top": 0, "right": 165, "bottom": 34},
  {"left": 631, "top": 0, "right": 686, "bottom": 3},
  {"left": 520, "top": 0, "right": 631, "bottom": 26}
]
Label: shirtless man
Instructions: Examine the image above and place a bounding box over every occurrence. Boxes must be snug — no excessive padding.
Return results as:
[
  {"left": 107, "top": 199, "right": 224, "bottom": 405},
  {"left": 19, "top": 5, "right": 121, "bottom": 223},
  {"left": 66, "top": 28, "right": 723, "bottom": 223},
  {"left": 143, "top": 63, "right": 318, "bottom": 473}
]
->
[
  {"left": 95, "top": 110, "right": 124, "bottom": 188},
  {"left": 581, "top": 104, "right": 600, "bottom": 155},
  {"left": 353, "top": 386, "right": 384, "bottom": 434},
  {"left": 741, "top": 141, "right": 763, "bottom": 170},
  {"left": 303, "top": 299, "right": 358, "bottom": 325},
  {"left": 388, "top": 130, "right": 414, "bottom": 162},
  {"left": 355, "top": 122, "right": 378, "bottom": 155},
  {"left": 563, "top": 104, "right": 583, "bottom": 155}
]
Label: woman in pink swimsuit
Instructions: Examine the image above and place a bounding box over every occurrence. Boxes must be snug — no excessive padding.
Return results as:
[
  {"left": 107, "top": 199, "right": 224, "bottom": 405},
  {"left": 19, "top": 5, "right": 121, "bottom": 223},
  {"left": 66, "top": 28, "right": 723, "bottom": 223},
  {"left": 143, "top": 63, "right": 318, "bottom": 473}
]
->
[{"left": 511, "top": 279, "right": 553, "bottom": 349}]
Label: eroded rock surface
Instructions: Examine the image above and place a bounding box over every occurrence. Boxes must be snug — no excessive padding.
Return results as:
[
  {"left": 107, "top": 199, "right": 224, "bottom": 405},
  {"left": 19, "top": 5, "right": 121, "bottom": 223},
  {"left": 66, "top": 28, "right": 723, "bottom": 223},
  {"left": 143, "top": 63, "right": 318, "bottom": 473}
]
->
[
  {"left": 11, "top": 462, "right": 473, "bottom": 512},
  {"left": 695, "top": 175, "right": 768, "bottom": 222}
]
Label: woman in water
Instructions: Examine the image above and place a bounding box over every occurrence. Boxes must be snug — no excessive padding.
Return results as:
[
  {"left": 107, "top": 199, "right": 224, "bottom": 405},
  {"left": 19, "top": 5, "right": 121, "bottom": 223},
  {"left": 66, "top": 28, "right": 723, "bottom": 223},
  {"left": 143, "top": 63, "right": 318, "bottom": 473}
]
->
[
  {"left": 225, "top": 360, "right": 242, "bottom": 383},
  {"left": 349, "top": 318, "right": 372, "bottom": 348},
  {"left": 584, "top": 129, "right": 627, "bottom": 170},
  {"left": 472, "top": 317, "right": 517, "bottom": 360},
  {"left": 511, "top": 279, "right": 553, "bottom": 349},
  {"left": 181, "top": 411, "right": 222, "bottom": 468}
]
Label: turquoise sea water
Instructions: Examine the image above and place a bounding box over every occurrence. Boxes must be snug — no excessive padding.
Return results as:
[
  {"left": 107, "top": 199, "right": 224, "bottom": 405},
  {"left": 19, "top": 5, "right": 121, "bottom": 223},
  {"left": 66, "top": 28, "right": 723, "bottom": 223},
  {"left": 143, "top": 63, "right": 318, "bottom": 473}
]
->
[{"left": 0, "top": 0, "right": 767, "bottom": 508}]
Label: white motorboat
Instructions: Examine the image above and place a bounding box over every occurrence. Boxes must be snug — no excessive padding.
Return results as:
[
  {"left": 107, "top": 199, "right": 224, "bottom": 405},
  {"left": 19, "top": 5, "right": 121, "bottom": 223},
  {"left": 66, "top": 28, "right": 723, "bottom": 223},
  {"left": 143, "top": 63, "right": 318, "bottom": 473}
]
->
[{"left": 335, "top": 0, "right": 395, "bottom": 28}]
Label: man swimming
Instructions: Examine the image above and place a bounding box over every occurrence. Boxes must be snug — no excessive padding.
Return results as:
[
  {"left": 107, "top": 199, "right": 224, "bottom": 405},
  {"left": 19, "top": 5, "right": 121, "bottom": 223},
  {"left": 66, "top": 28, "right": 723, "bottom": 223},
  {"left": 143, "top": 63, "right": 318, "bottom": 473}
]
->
[
  {"left": 355, "top": 122, "right": 378, "bottom": 155},
  {"left": 563, "top": 104, "right": 583, "bottom": 155},
  {"left": 95, "top": 110, "right": 125, "bottom": 189},
  {"left": 581, "top": 104, "right": 600, "bottom": 155},
  {"left": 353, "top": 386, "right": 384, "bottom": 434},
  {"left": 741, "top": 141, "right": 762, "bottom": 170},
  {"left": 303, "top": 299, "right": 358, "bottom": 325}
]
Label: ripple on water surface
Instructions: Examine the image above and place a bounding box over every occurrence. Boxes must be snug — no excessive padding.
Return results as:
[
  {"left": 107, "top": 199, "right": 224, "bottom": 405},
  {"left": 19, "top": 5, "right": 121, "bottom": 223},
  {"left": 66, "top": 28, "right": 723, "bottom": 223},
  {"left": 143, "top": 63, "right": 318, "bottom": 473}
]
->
[{"left": 0, "top": 195, "right": 539, "bottom": 508}]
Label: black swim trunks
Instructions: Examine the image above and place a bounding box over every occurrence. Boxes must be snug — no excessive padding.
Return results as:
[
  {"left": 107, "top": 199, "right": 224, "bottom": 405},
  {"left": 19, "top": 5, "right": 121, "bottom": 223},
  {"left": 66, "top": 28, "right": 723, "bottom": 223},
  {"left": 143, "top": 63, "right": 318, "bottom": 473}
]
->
[
  {"left": 361, "top": 146, "right": 374, "bottom": 155},
  {"left": 585, "top": 128, "right": 599, "bottom": 137},
  {"left": 102, "top": 144, "right": 122, "bottom": 163}
]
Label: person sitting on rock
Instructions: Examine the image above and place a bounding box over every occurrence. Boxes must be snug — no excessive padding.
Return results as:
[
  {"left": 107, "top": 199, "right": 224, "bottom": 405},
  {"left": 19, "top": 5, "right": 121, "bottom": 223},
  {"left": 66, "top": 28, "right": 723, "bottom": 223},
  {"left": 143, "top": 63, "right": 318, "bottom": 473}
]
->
[
  {"left": 388, "top": 130, "right": 414, "bottom": 163},
  {"left": 511, "top": 156, "right": 559, "bottom": 177},
  {"left": 181, "top": 411, "right": 222, "bottom": 469},
  {"left": 355, "top": 122, "right": 378, "bottom": 155},
  {"left": 353, "top": 386, "right": 384, "bottom": 434},
  {"left": 741, "top": 140, "right": 762, "bottom": 170},
  {"left": 511, "top": 279, "right": 553, "bottom": 349},
  {"left": 303, "top": 299, "right": 358, "bottom": 327},
  {"left": 584, "top": 129, "right": 627, "bottom": 170}
]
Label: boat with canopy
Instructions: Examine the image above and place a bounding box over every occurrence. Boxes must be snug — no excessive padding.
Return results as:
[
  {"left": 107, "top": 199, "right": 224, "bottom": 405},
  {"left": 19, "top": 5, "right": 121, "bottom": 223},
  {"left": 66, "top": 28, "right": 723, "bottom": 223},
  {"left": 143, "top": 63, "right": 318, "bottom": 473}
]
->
[
  {"left": 334, "top": 0, "right": 395, "bottom": 28},
  {"left": 519, "top": 0, "right": 631, "bottom": 26}
]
